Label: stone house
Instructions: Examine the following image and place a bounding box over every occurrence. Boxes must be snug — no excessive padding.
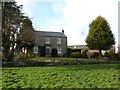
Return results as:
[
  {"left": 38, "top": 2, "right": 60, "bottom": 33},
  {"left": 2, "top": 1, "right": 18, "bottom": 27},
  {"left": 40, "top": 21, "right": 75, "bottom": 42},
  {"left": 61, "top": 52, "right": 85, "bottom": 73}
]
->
[{"left": 33, "top": 30, "right": 67, "bottom": 56}]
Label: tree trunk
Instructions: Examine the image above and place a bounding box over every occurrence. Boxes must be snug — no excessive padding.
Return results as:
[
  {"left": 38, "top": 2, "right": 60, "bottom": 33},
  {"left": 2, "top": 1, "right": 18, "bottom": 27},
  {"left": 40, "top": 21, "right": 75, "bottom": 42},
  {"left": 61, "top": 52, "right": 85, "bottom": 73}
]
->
[{"left": 98, "top": 49, "right": 102, "bottom": 60}]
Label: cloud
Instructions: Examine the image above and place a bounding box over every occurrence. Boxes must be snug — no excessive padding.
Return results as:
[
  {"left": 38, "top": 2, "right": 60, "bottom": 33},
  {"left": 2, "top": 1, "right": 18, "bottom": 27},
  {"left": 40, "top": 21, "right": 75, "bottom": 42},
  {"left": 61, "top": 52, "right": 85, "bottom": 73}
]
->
[
  {"left": 62, "top": 0, "right": 119, "bottom": 47},
  {"left": 52, "top": 3, "right": 61, "bottom": 13},
  {"left": 52, "top": 2, "right": 65, "bottom": 13},
  {"left": 16, "top": 0, "right": 34, "bottom": 17},
  {"left": 15, "top": 0, "right": 119, "bottom": 51},
  {"left": 45, "top": 16, "right": 49, "bottom": 20},
  {"left": 42, "top": 17, "right": 65, "bottom": 32}
]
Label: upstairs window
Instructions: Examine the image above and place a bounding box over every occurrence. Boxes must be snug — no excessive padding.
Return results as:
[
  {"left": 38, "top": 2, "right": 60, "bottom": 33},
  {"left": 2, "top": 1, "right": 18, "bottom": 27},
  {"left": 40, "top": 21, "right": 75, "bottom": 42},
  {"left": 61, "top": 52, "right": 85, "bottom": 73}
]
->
[
  {"left": 46, "top": 37, "right": 50, "bottom": 44},
  {"left": 57, "top": 38, "right": 61, "bottom": 44}
]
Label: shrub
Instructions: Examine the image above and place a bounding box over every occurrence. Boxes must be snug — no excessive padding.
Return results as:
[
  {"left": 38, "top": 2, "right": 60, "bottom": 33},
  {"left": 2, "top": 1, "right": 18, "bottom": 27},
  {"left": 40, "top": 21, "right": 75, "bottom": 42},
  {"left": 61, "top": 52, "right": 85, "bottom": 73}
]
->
[
  {"left": 63, "top": 53, "right": 66, "bottom": 57},
  {"left": 104, "top": 52, "right": 111, "bottom": 58},
  {"left": 27, "top": 52, "right": 33, "bottom": 58},
  {"left": 66, "top": 48, "right": 72, "bottom": 57},
  {"left": 15, "top": 52, "right": 26, "bottom": 60},
  {"left": 111, "top": 53, "right": 120, "bottom": 61},
  {"left": 108, "top": 50, "right": 120, "bottom": 60},
  {"left": 81, "top": 48, "right": 88, "bottom": 58},
  {"left": 38, "top": 46, "right": 46, "bottom": 57},
  {"left": 2, "top": 52, "right": 14, "bottom": 61},
  {"left": 27, "top": 49, "right": 33, "bottom": 58},
  {"left": 70, "top": 52, "right": 81, "bottom": 58},
  {"left": 72, "top": 49, "right": 81, "bottom": 53},
  {"left": 51, "top": 48, "right": 58, "bottom": 57},
  {"left": 92, "top": 52, "right": 100, "bottom": 58}
]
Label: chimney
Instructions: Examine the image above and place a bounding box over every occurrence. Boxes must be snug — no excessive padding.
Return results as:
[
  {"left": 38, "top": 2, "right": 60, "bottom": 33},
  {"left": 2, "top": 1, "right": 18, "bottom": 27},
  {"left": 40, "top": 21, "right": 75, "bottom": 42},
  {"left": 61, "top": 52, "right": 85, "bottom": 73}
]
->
[{"left": 62, "top": 30, "right": 64, "bottom": 33}]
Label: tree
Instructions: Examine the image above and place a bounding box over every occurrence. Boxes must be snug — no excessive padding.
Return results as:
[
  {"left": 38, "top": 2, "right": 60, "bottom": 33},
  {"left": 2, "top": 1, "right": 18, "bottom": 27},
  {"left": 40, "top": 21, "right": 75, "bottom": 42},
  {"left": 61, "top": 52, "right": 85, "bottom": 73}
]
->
[
  {"left": 18, "top": 16, "right": 35, "bottom": 57},
  {"left": 2, "top": 2, "right": 23, "bottom": 60},
  {"left": 85, "top": 16, "right": 115, "bottom": 57}
]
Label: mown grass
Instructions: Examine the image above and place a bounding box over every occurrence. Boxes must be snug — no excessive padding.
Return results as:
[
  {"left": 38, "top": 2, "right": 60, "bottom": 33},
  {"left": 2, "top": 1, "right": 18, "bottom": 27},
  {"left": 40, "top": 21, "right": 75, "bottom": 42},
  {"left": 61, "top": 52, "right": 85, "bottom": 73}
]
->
[
  {"left": 0, "top": 68, "right": 2, "bottom": 89},
  {"left": 2, "top": 64, "right": 119, "bottom": 89}
]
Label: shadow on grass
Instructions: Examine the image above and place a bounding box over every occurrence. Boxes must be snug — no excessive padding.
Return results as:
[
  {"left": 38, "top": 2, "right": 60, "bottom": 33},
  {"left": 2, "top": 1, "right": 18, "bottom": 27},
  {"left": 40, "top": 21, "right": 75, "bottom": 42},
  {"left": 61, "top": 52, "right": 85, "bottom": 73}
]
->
[
  {"left": 2, "top": 63, "right": 120, "bottom": 71},
  {"left": 2, "top": 58, "right": 120, "bottom": 70}
]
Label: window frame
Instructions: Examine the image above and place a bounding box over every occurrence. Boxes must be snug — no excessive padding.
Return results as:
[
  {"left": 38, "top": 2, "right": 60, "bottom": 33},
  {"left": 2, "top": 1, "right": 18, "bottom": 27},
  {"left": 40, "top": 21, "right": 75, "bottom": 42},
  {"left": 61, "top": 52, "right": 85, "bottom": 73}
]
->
[
  {"left": 33, "top": 46, "right": 38, "bottom": 53},
  {"left": 57, "top": 38, "right": 61, "bottom": 44},
  {"left": 57, "top": 47, "right": 61, "bottom": 54},
  {"left": 46, "top": 37, "right": 50, "bottom": 44}
]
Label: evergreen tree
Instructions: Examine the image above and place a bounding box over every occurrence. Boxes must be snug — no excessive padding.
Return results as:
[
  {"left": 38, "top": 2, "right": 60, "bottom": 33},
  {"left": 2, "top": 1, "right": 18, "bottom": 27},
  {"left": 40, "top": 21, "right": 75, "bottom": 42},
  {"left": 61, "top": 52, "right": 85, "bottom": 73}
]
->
[
  {"left": 2, "top": 2, "right": 23, "bottom": 60},
  {"left": 85, "top": 16, "right": 115, "bottom": 57}
]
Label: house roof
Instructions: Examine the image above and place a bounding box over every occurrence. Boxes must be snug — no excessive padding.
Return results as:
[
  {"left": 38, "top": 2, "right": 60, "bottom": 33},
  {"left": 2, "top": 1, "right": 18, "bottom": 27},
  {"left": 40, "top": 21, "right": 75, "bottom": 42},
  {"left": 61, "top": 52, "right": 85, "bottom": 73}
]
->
[{"left": 35, "top": 31, "right": 67, "bottom": 38}]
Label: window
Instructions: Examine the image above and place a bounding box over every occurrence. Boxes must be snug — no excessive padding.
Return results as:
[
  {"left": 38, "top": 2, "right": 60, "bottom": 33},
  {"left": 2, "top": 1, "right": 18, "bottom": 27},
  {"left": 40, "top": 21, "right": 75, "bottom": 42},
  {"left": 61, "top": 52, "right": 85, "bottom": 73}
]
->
[
  {"left": 33, "top": 46, "right": 38, "bottom": 53},
  {"left": 46, "top": 37, "right": 50, "bottom": 44},
  {"left": 57, "top": 47, "right": 61, "bottom": 54},
  {"left": 57, "top": 38, "right": 61, "bottom": 44}
]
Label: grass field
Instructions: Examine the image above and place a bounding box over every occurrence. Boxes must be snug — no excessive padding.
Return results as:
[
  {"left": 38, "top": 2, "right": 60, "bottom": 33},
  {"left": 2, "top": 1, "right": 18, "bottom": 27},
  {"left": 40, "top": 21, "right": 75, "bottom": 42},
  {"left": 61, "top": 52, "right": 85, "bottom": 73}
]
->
[{"left": 2, "top": 64, "right": 119, "bottom": 89}]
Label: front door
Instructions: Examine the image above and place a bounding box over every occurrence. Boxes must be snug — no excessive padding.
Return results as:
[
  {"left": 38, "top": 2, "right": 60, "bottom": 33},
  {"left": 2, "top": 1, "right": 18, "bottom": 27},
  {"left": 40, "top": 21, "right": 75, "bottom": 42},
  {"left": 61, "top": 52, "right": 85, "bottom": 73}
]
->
[{"left": 46, "top": 46, "right": 51, "bottom": 56}]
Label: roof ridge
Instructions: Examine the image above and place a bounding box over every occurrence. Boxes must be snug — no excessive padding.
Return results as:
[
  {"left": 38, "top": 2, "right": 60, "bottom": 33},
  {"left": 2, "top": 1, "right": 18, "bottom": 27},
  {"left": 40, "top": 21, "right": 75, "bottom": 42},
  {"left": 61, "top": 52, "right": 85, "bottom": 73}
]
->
[
  {"left": 42, "top": 31, "right": 62, "bottom": 33},
  {"left": 35, "top": 30, "right": 62, "bottom": 33}
]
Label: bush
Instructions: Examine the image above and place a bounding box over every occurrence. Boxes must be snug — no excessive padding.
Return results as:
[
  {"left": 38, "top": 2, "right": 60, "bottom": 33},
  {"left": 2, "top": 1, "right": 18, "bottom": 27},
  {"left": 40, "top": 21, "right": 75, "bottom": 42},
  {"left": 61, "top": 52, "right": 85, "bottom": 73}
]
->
[
  {"left": 81, "top": 48, "right": 88, "bottom": 58},
  {"left": 51, "top": 48, "right": 58, "bottom": 57},
  {"left": 27, "top": 49, "right": 33, "bottom": 58},
  {"left": 104, "top": 52, "right": 111, "bottom": 58},
  {"left": 70, "top": 52, "right": 81, "bottom": 58},
  {"left": 72, "top": 49, "right": 81, "bottom": 53},
  {"left": 2, "top": 52, "right": 14, "bottom": 61},
  {"left": 92, "top": 52, "right": 100, "bottom": 58},
  {"left": 27, "top": 52, "right": 33, "bottom": 58},
  {"left": 111, "top": 53, "right": 120, "bottom": 61},
  {"left": 38, "top": 46, "right": 46, "bottom": 57},
  {"left": 66, "top": 48, "right": 72, "bottom": 57},
  {"left": 15, "top": 52, "right": 26, "bottom": 60},
  {"left": 63, "top": 53, "right": 66, "bottom": 57}
]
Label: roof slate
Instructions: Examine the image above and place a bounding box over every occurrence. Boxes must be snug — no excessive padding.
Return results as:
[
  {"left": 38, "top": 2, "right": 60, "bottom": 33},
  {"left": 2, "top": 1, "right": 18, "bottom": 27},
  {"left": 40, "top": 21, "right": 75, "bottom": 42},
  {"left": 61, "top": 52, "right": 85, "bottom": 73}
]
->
[{"left": 35, "top": 31, "right": 67, "bottom": 38}]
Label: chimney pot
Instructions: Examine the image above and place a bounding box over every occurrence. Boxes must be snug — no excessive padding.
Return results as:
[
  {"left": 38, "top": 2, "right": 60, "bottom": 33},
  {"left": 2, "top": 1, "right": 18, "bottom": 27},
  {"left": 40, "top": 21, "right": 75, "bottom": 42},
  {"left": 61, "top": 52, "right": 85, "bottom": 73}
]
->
[{"left": 62, "top": 30, "right": 64, "bottom": 33}]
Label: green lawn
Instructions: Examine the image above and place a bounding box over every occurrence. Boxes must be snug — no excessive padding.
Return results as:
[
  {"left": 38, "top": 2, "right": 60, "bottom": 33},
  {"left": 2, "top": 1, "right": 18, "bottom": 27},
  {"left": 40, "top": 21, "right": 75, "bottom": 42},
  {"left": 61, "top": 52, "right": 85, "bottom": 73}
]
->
[{"left": 2, "top": 64, "right": 119, "bottom": 89}]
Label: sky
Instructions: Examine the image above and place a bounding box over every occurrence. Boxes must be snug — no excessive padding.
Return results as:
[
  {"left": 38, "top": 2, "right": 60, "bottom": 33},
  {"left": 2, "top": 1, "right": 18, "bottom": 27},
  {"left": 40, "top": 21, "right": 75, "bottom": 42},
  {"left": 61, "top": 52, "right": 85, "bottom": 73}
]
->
[{"left": 16, "top": 0, "right": 119, "bottom": 52}]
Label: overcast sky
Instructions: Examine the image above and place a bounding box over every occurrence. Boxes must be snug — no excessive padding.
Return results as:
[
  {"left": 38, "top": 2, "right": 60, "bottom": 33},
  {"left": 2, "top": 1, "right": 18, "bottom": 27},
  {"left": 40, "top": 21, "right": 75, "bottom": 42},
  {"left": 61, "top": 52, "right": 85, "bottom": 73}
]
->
[{"left": 16, "top": 0, "right": 119, "bottom": 51}]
